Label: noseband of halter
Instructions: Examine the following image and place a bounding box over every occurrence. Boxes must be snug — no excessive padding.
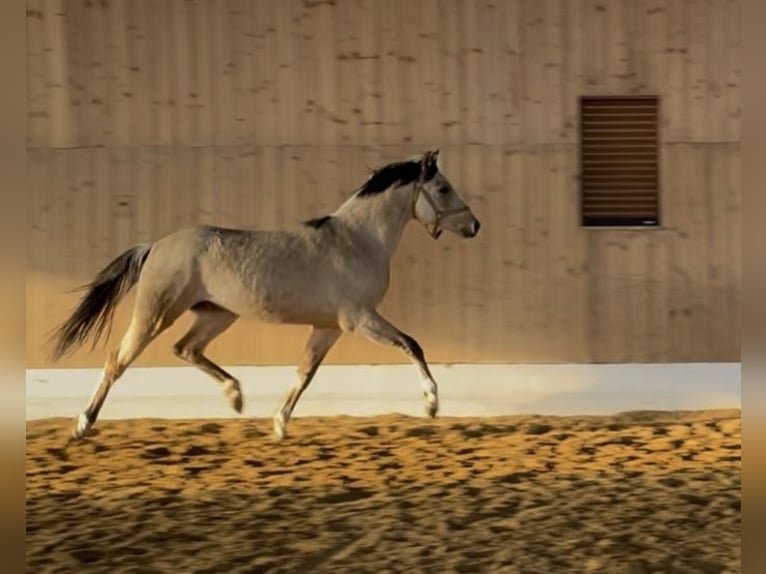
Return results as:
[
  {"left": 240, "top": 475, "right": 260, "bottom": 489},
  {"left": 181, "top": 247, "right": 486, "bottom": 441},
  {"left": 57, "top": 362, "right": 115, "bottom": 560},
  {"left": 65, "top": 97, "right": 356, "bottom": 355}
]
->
[{"left": 411, "top": 181, "right": 471, "bottom": 239}]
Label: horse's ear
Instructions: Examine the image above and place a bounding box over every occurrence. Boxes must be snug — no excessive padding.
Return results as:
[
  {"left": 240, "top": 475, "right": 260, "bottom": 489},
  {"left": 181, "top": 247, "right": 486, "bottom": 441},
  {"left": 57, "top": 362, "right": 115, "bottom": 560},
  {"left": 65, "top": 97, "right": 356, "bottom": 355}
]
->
[{"left": 421, "top": 150, "right": 440, "bottom": 180}]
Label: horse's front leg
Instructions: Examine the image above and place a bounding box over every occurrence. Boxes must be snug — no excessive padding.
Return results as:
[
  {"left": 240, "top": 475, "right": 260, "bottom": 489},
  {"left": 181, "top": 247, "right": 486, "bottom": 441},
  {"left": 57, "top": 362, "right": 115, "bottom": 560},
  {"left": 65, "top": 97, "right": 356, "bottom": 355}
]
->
[{"left": 348, "top": 310, "right": 439, "bottom": 418}]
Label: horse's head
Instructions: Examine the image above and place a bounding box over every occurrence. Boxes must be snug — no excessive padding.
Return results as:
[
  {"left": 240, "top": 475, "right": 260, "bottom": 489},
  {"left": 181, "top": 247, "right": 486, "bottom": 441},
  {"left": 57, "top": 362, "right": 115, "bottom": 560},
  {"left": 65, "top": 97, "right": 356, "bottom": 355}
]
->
[{"left": 412, "top": 150, "right": 481, "bottom": 240}]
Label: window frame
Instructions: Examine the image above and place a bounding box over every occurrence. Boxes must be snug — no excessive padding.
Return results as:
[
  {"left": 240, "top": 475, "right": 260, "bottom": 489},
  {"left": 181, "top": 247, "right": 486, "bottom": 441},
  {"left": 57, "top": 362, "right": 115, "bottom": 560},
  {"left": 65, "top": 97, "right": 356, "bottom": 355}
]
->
[{"left": 578, "top": 94, "right": 662, "bottom": 229}]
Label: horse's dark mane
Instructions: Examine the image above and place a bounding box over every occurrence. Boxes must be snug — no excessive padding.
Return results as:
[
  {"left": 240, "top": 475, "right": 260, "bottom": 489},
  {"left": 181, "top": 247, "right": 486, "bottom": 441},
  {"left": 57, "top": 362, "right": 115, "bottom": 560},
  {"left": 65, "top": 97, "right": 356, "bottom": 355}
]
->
[
  {"left": 356, "top": 160, "right": 422, "bottom": 197},
  {"left": 303, "top": 154, "right": 438, "bottom": 228},
  {"left": 303, "top": 215, "right": 333, "bottom": 229}
]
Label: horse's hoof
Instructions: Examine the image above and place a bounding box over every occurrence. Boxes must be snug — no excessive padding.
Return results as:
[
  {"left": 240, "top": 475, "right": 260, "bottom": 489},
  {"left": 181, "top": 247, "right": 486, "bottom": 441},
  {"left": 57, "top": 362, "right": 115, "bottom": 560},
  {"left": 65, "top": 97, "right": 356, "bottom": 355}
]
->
[
  {"left": 230, "top": 393, "right": 243, "bottom": 414},
  {"left": 70, "top": 413, "right": 92, "bottom": 441},
  {"left": 224, "top": 380, "right": 243, "bottom": 414},
  {"left": 425, "top": 396, "right": 439, "bottom": 419},
  {"left": 273, "top": 416, "right": 287, "bottom": 442}
]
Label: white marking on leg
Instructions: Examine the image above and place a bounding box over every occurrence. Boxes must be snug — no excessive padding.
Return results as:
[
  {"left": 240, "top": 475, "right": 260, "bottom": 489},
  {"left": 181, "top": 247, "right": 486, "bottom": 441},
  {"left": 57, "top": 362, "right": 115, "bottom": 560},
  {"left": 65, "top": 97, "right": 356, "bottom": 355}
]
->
[
  {"left": 273, "top": 412, "right": 287, "bottom": 441},
  {"left": 74, "top": 370, "right": 107, "bottom": 439},
  {"left": 422, "top": 377, "right": 437, "bottom": 401},
  {"left": 422, "top": 377, "right": 439, "bottom": 417},
  {"left": 75, "top": 413, "right": 91, "bottom": 437}
]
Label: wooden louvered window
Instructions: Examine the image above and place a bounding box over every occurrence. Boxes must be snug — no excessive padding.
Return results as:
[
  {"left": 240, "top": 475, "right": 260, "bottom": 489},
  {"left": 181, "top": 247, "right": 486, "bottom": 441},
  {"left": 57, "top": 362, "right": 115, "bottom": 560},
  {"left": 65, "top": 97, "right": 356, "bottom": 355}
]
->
[{"left": 580, "top": 96, "right": 660, "bottom": 227}]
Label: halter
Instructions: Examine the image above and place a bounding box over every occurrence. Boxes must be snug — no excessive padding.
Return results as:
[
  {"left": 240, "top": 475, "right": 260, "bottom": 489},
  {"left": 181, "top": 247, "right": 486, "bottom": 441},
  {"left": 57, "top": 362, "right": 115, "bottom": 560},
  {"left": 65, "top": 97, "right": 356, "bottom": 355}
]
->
[{"left": 411, "top": 181, "right": 471, "bottom": 239}]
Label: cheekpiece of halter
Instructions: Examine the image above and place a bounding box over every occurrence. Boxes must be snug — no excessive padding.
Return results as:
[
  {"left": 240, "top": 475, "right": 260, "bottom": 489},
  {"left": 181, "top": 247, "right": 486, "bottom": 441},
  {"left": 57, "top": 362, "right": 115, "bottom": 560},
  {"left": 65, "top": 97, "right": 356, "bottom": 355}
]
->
[{"left": 412, "top": 182, "right": 470, "bottom": 240}]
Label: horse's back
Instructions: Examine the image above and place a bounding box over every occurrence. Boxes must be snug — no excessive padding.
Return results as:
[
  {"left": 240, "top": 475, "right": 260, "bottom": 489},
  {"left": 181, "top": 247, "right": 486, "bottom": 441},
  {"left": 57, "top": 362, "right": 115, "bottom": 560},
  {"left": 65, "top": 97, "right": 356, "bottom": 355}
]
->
[{"left": 135, "top": 222, "right": 385, "bottom": 326}]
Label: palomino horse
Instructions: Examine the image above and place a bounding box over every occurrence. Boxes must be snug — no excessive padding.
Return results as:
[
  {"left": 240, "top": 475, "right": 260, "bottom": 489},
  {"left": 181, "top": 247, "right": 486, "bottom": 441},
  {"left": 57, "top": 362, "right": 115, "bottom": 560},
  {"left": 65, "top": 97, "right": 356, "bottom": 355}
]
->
[{"left": 50, "top": 150, "right": 481, "bottom": 441}]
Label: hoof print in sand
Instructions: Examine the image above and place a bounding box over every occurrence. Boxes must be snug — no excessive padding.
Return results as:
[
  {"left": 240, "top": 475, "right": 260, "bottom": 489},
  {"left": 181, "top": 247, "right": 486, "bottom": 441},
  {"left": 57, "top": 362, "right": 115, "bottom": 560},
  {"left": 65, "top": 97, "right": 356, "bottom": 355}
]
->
[
  {"left": 70, "top": 548, "right": 103, "bottom": 565},
  {"left": 182, "top": 445, "right": 210, "bottom": 457},
  {"left": 358, "top": 426, "right": 379, "bottom": 437},
  {"left": 679, "top": 493, "right": 711, "bottom": 507},
  {"left": 658, "top": 476, "right": 686, "bottom": 488},
  {"left": 525, "top": 423, "right": 552, "bottom": 435},
  {"left": 461, "top": 427, "right": 484, "bottom": 439},
  {"left": 141, "top": 446, "right": 172, "bottom": 460},
  {"left": 45, "top": 447, "right": 69, "bottom": 462},
  {"left": 496, "top": 471, "right": 535, "bottom": 485},
  {"left": 319, "top": 488, "right": 373, "bottom": 504},
  {"left": 184, "top": 465, "right": 211, "bottom": 476},
  {"left": 405, "top": 425, "right": 438, "bottom": 438},
  {"left": 199, "top": 422, "right": 223, "bottom": 435}
]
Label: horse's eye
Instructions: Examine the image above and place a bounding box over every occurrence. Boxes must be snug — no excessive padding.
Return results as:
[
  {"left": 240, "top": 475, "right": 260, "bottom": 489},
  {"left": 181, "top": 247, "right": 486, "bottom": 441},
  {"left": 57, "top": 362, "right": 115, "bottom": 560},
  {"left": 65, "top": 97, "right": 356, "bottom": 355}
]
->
[{"left": 439, "top": 186, "right": 450, "bottom": 195}]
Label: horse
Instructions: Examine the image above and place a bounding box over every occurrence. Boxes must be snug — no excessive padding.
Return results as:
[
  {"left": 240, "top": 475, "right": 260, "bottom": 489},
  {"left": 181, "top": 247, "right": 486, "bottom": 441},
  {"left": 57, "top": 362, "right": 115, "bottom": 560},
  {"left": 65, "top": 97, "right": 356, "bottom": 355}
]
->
[{"left": 49, "top": 149, "right": 481, "bottom": 442}]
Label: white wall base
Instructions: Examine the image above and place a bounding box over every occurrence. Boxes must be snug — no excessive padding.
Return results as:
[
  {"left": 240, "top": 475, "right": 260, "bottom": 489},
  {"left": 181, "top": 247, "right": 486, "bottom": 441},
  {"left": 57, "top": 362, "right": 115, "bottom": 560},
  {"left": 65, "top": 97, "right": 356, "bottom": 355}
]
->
[{"left": 26, "top": 363, "right": 741, "bottom": 421}]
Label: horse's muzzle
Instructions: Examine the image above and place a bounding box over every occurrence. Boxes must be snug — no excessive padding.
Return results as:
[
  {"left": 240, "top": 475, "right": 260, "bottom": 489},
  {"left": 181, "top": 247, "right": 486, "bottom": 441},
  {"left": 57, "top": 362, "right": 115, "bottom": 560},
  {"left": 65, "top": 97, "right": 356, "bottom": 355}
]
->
[{"left": 462, "top": 220, "right": 481, "bottom": 238}]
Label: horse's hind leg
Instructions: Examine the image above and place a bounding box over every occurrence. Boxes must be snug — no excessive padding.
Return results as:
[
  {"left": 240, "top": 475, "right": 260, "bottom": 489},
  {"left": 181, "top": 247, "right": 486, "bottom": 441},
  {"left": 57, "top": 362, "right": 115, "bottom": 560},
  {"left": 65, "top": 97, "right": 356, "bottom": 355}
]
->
[
  {"left": 71, "top": 310, "right": 177, "bottom": 441},
  {"left": 273, "top": 327, "right": 341, "bottom": 440},
  {"left": 172, "top": 302, "right": 242, "bottom": 413},
  {"left": 346, "top": 310, "right": 439, "bottom": 418}
]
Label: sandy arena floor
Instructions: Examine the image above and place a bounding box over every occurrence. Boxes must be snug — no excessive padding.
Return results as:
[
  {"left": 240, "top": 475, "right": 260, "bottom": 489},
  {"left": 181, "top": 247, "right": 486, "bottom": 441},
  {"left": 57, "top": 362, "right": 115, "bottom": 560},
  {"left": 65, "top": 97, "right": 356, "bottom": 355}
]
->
[{"left": 26, "top": 410, "right": 741, "bottom": 573}]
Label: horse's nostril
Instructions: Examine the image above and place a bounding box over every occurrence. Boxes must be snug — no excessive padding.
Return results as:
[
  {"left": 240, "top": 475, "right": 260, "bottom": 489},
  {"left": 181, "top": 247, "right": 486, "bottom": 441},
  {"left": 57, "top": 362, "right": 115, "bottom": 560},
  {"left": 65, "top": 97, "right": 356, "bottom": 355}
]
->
[{"left": 473, "top": 220, "right": 481, "bottom": 234}]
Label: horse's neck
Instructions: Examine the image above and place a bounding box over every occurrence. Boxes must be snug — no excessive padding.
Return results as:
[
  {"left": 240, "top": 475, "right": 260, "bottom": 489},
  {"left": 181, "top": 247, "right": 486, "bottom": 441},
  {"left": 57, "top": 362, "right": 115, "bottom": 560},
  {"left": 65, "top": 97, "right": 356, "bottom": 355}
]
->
[{"left": 334, "top": 185, "right": 414, "bottom": 259}]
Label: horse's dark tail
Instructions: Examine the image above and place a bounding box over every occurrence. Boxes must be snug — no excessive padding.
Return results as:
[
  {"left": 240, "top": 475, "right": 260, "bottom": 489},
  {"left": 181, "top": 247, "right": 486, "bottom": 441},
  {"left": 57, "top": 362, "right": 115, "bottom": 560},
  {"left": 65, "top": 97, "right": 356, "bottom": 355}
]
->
[{"left": 49, "top": 244, "right": 152, "bottom": 362}]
